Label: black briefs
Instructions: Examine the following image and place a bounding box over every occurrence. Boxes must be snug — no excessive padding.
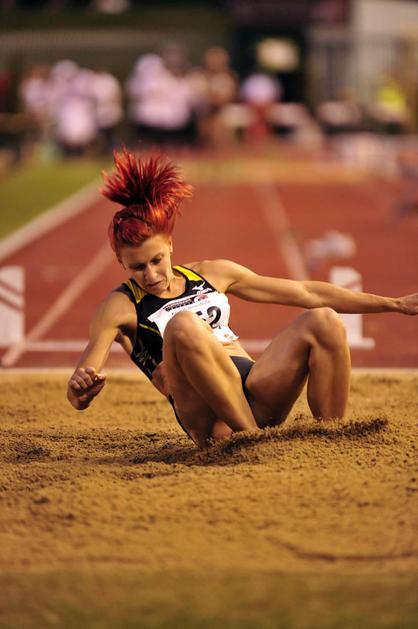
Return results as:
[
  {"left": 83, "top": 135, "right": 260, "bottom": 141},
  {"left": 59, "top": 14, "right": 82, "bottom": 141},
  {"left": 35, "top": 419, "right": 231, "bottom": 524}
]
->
[
  {"left": 229, "top": 355, "right": 255, "bottom": 393},
  {"left": 169, "top": 355, "right": 255, "bottom": 440}
]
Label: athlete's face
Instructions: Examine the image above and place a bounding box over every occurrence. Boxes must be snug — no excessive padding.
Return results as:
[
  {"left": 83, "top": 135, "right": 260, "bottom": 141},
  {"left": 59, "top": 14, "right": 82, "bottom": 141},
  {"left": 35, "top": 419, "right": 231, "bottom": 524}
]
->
[{"left": 120, "top": 234, "right": 174, "bottom": 295}]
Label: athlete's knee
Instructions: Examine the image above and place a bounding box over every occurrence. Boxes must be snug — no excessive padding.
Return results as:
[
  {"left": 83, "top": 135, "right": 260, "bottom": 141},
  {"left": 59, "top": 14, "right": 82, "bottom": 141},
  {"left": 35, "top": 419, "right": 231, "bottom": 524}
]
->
[
  {"left": 164, "top": 311, "right": 207, "bottom": 348},
  {"left": 305, "top": 307, "right": 347, "bottom": 347}
]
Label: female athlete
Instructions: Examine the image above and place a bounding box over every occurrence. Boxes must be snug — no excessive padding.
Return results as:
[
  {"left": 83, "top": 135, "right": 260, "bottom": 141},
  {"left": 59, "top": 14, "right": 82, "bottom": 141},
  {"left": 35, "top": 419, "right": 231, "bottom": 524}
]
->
[{"left": 67, "top": 149, "right": 418, "bottom": 448}]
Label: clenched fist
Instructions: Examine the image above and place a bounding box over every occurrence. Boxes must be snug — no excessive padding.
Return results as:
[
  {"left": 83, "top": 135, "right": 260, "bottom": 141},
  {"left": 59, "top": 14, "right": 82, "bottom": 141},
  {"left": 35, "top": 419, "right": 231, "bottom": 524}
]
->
[{"left": 67, "top": 367, "right": 106, "bottom": 410}]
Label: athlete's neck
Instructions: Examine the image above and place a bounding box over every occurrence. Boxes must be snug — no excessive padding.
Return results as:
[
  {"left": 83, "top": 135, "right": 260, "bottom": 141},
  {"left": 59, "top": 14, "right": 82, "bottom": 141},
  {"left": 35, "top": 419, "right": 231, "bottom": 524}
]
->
[{"left": 157, "top": 268, "right": 185, "bottom": 298}]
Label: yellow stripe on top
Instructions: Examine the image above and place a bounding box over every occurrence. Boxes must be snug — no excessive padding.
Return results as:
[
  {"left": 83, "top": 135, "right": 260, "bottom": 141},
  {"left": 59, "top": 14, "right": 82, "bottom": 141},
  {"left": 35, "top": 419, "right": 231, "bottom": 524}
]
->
[
  {"left": 173, "top": 264, "right": 203, "bottom": 282},
  {"left": 124, "top": 279, "right": 146, "bottom": 303},
  {"left": 125, "top": 265, "right": 201, "bottom": 302},
  {"left": 139, "top": 322, "right": 161, "bottom": 337}
]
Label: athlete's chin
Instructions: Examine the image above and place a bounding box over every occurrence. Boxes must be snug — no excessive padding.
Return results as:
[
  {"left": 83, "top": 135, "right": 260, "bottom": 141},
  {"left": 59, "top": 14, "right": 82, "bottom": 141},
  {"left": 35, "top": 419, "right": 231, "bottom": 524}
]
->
[{"left": 146, "top": 281, "right": 165, "bottom": 294}]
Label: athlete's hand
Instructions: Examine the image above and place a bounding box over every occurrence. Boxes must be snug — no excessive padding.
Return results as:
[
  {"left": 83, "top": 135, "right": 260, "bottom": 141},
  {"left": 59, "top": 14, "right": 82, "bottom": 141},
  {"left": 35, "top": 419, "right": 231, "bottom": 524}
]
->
[
  {"left": 398, "top": 293, "right": 418, "bottom": 315},
  {"left": 67, "top": 367, "right": 106, "bottom": 410}
]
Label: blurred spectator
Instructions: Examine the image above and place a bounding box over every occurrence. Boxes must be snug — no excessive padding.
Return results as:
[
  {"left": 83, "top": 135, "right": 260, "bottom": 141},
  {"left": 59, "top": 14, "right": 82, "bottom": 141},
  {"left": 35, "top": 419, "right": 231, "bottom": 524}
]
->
[
  {"left": 160, "top": 43, "right": 188, "bottom": 79},
  {"left": 267, "top": 102, "right": 314, "bottom": 140},
  {"left": 240, "top": 71, "right": 282, "bottom": 142},
  {"left": 19, "top": 60, "right": 123, "bottom": 157},
  {"left": 0, "top": 65, "right": 27, "bottom": 165},
  {"left": 196, "top": 46, "right": 239, "bottom": 146},
  {"left": 161, "top": 43, "right": 201, "bottom": 144},
  {"left": 184, "top": 65, "right": 212, "bottom": 136},
  {"left": 368, "top": 74, "right": 410, "bottom": 134},
  {"left": 316, "top": 88, "right": 363, "bottom": 136},
  {"left": 50, "top": 61, "right": 97, "bottom": 156},
  {"left": 203, "top": 47, "right": 238, "bottom": 110},
  {"left": 91, "top": 66, "right": 123, "bottom": 153},
  {"left": 125, "top": 53, "right": 194, "bottom": 146},
  {"left": 19, "top": 64, "right": 52, "bottom": 144}
]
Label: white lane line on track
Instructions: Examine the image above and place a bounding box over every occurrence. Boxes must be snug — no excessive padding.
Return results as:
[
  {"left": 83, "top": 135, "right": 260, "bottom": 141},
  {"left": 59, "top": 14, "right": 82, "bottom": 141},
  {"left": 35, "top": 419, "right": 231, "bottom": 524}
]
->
[
  {"left": 0, "top": 179, "right": 100, "bottom": 263},
  {"left": 1, "top": 243, "right": 114, "bottom": 367},
  {"left": 253, "top": 180, "right": 309, "bottom": 280}
]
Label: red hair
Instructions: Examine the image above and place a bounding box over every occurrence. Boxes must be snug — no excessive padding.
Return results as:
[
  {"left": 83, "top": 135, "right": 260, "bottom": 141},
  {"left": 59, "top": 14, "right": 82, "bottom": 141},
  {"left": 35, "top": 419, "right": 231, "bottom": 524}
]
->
[{"left": 101, "top": 148, "right": 193, "bottom": 260}]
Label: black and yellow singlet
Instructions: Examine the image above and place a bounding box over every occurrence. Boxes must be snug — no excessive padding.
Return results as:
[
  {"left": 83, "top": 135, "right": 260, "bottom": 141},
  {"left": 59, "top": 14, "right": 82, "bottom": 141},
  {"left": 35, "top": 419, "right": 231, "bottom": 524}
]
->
[{"left": 119, "top": 264, "right": 238, "bottom": 381}]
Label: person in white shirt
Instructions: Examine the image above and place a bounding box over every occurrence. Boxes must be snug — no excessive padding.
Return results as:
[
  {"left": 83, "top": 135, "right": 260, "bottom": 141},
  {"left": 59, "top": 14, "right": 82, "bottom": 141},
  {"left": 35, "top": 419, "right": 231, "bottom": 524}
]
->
[{"left": 91, "top": 67, "right": 123, "bottom": 153}]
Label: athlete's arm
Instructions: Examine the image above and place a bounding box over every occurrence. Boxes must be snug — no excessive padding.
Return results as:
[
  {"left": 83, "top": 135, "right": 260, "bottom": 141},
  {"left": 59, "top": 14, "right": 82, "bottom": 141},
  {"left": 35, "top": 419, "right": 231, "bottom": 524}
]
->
[
  {"left": 67, "top": 292, "right": 134, "bottom": 410},
  {"left": 197, "top": 259, "right": 418, "bottom": 315}
]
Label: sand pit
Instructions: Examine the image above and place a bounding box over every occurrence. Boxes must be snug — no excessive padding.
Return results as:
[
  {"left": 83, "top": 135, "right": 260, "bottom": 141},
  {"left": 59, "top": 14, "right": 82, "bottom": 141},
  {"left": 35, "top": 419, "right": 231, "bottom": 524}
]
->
[{"left": 1, "top": 372, "right": 417, "bottom": 626}]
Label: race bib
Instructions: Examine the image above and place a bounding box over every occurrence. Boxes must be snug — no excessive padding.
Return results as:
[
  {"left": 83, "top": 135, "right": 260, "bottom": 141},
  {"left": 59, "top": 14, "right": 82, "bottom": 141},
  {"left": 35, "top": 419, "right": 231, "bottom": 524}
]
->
[{"left": 148, "top": 288, "right": 238, "bottom": 344}]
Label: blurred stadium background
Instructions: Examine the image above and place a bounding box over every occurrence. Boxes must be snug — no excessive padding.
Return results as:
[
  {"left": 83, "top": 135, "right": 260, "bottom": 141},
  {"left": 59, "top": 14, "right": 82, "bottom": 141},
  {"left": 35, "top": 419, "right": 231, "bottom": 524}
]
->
[{"left": 1, "top": 0, "right": 418, "bottom": 151}]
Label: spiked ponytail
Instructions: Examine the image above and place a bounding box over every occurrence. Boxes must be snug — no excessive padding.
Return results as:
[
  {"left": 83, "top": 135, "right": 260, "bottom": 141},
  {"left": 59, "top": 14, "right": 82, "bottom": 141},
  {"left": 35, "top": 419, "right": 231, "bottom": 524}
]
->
[{"left": 101, "top": 148, "right": 193, "bottom": 260}]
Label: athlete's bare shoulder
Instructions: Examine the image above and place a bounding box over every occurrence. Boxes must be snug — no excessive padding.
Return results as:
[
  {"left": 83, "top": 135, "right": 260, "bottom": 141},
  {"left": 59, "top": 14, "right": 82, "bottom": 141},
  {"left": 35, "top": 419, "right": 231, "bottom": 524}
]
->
[
  {"left": 180, "top": 260, "right": 200, "bottom": 270},
  {"left": 92, "top": 288, "right": 137, "bottom": 330},
  {"left": 183, "top": 259, "right": 232, "bottom": 271},
  {"left": 185, "top": 259, "right": 250, "bottom": 292}
]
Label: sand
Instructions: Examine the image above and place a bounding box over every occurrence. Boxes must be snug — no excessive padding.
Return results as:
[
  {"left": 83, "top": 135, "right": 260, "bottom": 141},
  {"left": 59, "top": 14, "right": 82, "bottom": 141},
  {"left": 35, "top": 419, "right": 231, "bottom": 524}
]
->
[{"left": 1, "top": 372, "right": 417, "bottom": 581}]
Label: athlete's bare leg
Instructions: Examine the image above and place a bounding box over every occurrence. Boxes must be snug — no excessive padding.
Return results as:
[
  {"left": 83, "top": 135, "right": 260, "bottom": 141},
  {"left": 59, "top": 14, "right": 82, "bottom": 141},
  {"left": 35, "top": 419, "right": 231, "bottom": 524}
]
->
[
  {"left": 246, "top": 308, "right": 351, "bottom": 427},
  {"left": 163, "top": 311, "right": 259, "bottom": 447}
]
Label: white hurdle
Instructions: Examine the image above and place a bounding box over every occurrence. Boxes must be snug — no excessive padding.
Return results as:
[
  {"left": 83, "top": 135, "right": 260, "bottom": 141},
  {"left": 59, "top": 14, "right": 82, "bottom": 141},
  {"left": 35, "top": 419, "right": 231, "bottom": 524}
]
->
[
  {"left": 330, "top": 266, "right": 375, "bottom": 349},
  {"left": 0, "top": 266, "right": 25, "bottom": 347}
]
